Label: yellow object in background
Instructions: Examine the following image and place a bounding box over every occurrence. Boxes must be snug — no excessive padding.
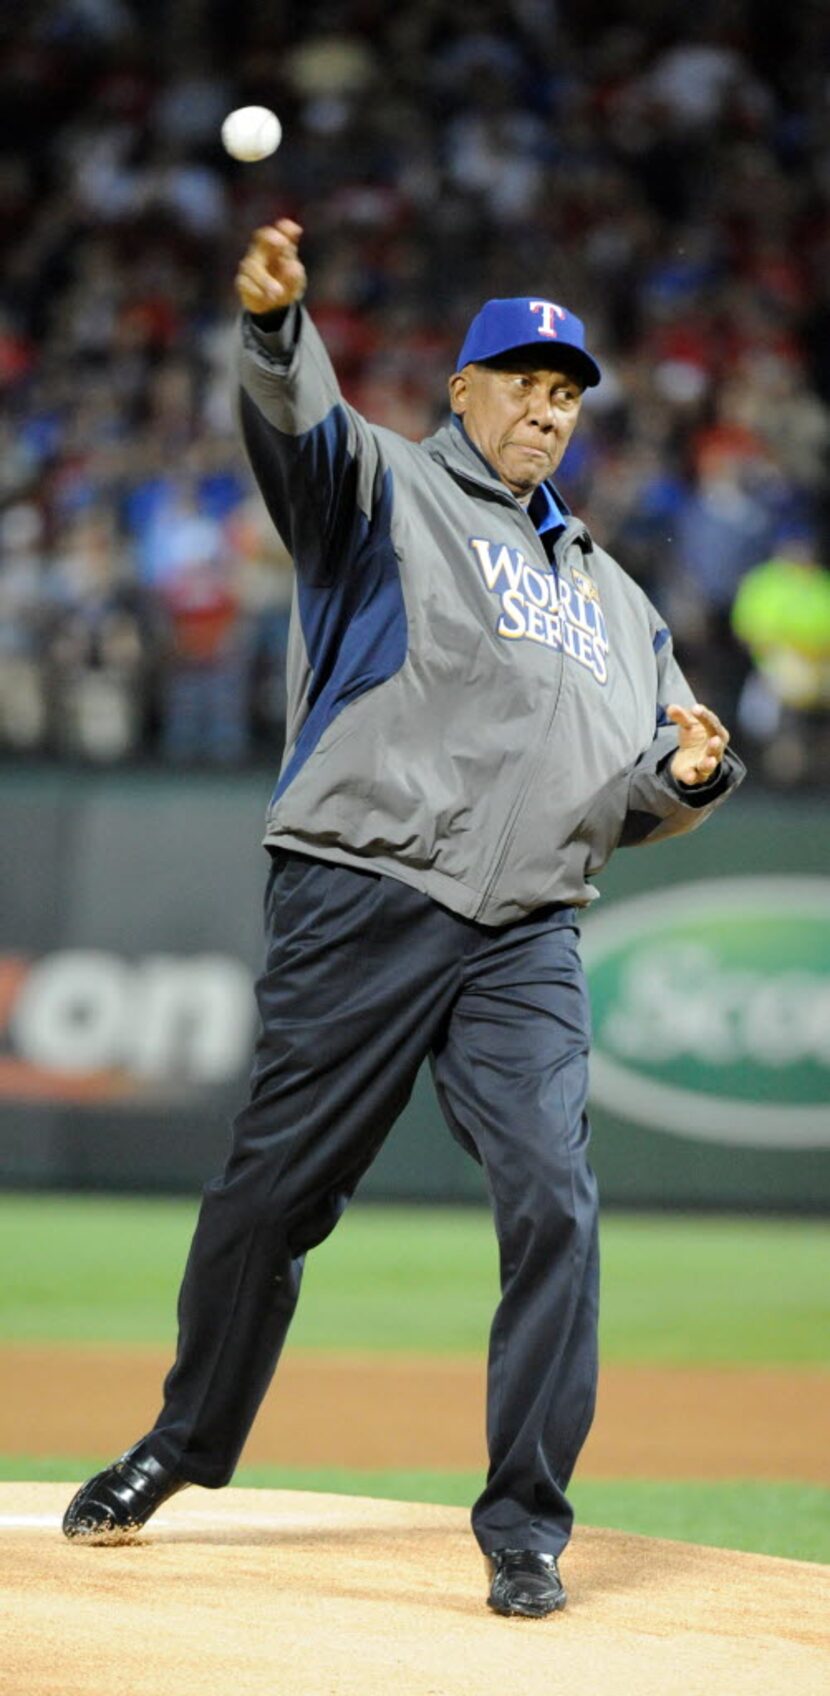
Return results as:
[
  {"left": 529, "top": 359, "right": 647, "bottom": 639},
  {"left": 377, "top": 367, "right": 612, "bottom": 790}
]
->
[{"left": 731, "top": 554, "right": 830, "bottom": 708}]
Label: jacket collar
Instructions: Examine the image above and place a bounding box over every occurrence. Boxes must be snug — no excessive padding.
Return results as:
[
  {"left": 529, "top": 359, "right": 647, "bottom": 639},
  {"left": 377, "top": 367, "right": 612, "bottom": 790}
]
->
[{"left": 421, "top": 419, "right": 592, "bottom": 551}]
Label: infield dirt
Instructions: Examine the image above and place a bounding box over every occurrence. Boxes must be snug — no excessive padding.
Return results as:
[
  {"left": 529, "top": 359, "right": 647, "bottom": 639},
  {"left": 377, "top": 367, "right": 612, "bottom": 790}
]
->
[
  {"left": 1, "top": 1484, "right": 828, "bottom": 1696},
  {"left": 1, "top": 1344, "right": 828, "bottom": 1480}
]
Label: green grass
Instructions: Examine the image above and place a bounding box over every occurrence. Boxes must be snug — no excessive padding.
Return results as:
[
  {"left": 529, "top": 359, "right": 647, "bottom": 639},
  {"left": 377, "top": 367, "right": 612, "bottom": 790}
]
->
[
  {"left": 3, "top": 1455, "right": 827, "bottom": 1564},
  {"left": 2, "top": 1196, "right": 827, "bottom": 1565},
  {"left": 0, "top": 1195, "right": 827, "bottom": 1364},
  {"left": 568, "top": 1480, "right": 830, "bottom": 1565}
]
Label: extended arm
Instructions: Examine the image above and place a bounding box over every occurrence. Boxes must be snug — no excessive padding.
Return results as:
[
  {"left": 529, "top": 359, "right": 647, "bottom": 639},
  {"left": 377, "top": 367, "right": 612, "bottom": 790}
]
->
[{"left": 234, "top": 221, "right": 382, "bottom": 576}]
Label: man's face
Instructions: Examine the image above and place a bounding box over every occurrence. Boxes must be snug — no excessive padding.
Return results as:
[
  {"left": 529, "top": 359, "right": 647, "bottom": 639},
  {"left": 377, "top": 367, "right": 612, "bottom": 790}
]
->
[{"left": 448, "top": 355, "right": 584, "bottom": 499}]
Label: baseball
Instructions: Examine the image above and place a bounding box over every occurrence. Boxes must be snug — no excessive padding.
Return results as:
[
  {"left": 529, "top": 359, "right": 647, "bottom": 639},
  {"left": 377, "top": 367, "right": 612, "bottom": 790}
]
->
[{"left": 221, "top": 106, "right": 282, "bottom": 163}]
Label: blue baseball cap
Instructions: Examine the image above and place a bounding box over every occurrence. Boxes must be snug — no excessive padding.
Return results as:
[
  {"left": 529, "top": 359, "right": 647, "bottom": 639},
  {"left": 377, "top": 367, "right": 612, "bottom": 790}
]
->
[{"left": 457, "top": 297, "right": 601, "bottom": 388}]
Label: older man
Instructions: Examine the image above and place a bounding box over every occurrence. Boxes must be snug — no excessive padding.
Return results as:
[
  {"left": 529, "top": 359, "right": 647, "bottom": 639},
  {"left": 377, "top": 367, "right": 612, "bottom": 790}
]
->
[{"left": 63, "top": 222, "right": 744, "bottom": 1618}]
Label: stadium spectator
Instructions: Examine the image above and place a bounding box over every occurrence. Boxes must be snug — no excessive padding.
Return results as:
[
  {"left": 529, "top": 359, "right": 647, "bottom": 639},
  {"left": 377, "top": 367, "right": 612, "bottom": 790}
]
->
[
  {"left": 731, "top": 536, "right": 830, "bottom": 786},
  {"left": 0, "top": 0, "right": 827, "bottom": 777},
  {"left": 47, "top": 507, "right": 159, "bottom": 761}
]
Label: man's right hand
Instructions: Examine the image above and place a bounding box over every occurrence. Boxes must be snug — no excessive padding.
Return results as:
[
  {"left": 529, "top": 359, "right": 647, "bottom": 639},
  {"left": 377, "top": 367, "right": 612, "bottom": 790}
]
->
[{"left": 235, "top": 220, "right": 307, "bottom": 315}]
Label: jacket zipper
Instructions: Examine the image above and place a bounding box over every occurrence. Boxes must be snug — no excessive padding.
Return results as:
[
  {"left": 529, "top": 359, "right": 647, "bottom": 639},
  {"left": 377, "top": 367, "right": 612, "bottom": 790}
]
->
[
  {"left": 436, "top": 445, "right": 598, "bottom": 919},
  {"left": 472, "top": 509, "right": 576, "bottom": 920}
]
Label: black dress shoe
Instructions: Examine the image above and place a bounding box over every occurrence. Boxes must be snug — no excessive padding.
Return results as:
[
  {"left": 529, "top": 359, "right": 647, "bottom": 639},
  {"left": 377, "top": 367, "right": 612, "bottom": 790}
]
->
[
  {"left": 487, "top": 1549, "right": 567, "bottom": 1618},
  {"left": 62, "top": 1438, "right": 189, "bottom": 1544}
]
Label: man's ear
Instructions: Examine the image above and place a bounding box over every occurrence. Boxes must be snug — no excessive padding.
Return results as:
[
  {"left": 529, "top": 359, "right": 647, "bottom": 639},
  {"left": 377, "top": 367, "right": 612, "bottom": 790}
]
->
[{"left": 448, "top": 370, "right": 469, "bottom": 416}]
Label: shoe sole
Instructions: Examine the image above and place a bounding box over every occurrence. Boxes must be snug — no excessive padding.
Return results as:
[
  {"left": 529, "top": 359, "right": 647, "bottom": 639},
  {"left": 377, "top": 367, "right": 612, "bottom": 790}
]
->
[
  {"left": 64, "top": 1519, "right": 144, "bottom": 1545},
  {"left": 487, "top": 1593, "right": 567, "bottom": 1619}
]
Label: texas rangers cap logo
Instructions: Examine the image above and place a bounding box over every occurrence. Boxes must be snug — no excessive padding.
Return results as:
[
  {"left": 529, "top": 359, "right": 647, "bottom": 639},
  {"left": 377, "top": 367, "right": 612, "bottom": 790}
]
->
[
  {"left": 529, "top": 301, "right": 567, "bottom": 338},
  {"left": 456, "top": 297, "right": 602, "bottom": 387}
]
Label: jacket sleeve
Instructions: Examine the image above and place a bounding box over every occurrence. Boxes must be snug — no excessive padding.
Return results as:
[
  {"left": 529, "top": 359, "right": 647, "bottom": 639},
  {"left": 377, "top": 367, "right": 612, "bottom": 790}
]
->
[
  {"left": 619, "top": 619, "right": 746, "bottom": 848},
  {"left": 235, "top": 304, "right": 383, "bottom": 579}
]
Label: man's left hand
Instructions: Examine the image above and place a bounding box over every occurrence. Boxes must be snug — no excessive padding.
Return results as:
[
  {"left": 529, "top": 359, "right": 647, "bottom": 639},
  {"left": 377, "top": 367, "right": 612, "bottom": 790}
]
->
[{"left": 666, "top": 702, "right": 731, "bottom": 786}]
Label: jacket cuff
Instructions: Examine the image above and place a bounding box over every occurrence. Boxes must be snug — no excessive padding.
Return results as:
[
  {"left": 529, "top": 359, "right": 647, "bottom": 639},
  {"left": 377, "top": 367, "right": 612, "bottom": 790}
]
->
[
  {"left": 665, "top": 759, "right": 732, "bottom": 807},
  {"left": 244, "top": 305, "right": 300, "bottom": 360}
]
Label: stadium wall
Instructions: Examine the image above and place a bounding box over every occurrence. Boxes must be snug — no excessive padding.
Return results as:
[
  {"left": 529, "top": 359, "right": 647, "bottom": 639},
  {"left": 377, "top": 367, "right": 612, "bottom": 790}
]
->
[{"left": 0, "top": 768, "right": 827, "bottom": 1209}]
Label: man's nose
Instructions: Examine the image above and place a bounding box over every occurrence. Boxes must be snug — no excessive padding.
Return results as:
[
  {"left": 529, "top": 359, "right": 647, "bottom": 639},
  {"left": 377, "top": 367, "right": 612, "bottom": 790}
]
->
[{"left": 527, "top": 397, "right": 557, "bottom": 429}]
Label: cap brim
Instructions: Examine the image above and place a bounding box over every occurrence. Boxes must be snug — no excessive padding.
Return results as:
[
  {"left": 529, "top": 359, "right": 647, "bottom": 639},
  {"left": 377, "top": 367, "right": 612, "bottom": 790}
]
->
[{"left": 469, "top": 342, "right": 601, "bottom": 388}]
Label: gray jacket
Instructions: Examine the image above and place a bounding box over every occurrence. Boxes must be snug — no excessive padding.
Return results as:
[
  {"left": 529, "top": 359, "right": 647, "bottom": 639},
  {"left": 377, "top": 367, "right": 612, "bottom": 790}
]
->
[{"left": 237, "top": 305, "right": 744, "bottom": 925}]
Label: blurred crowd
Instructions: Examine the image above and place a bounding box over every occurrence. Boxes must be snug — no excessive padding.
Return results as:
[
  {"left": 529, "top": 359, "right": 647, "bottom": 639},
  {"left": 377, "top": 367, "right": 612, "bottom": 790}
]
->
[{"left": 0, "top": 0, "right": 828, "bottom": 784}]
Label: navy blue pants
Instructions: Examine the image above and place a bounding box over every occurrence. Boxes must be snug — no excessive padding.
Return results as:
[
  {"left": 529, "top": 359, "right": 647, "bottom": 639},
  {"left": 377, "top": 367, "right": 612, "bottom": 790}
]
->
[{"left": 150, "top": 852, "right": 599, "bottom": 1555}]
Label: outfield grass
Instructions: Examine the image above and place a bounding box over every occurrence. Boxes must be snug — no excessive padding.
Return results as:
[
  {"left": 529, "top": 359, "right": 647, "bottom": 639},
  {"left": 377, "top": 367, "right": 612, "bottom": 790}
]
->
[
  {"left": 2, "top": 1456, "right": 827, "bottom": 1564},
  {"left": 1, "top": 1195, "right": 827, "bottom": 1563},
  {"left": 0, "top": 1195, "right": 827, "bottom": 1364}
]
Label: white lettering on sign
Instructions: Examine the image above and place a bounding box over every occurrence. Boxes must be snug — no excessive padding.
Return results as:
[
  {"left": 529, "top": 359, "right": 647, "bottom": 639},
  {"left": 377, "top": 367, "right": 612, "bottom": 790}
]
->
[
  {"left": 128, "top": 957, "right": 255, "bottom": 1082},
  {"left": 603, "top": 944, "right": 830, "bottom": 1068},
  {"left": 8, "top": 951, "right": 255, "bottom": 1083},
  {"left": 581, "top": 876, "right": 830, "bottom": 1149},
  {"left": 529, "top": 301, "right": 567, "bottom": 338},
  {"left": 10, "top": 952, "right": 131, "bottom": 1072}
]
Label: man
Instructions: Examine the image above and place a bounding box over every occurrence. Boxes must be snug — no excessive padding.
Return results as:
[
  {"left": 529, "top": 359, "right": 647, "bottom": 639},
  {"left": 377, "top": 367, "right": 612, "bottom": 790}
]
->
[{"left": 63, "top": 221, "right": 744, "bottom": 1618}]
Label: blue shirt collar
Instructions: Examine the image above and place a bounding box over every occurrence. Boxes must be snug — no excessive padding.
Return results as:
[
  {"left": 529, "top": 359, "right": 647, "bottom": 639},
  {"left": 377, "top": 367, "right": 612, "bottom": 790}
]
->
[{"left": 528, "top": 479, "right": 569, "bottom": 535}]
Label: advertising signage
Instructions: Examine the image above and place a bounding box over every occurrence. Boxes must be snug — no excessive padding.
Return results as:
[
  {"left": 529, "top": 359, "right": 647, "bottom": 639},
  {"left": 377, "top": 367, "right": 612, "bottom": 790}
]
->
[
  {"left": 0, "top": 771, "right": 828, "bottom": 1206},
  {"left": 583, "top": 877, "right": 830, "bottom": 1151}
]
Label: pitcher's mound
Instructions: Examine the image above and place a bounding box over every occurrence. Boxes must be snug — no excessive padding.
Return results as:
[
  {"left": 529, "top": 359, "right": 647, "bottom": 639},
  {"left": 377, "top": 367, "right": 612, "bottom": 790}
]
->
[{"left": 1, "top": 1484, "right": 827, "bottom": 1696}]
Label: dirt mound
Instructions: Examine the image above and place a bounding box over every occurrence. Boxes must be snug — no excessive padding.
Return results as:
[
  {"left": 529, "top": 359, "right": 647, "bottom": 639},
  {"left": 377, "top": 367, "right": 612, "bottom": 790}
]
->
[{"left": 1, "top": 1485, "right": 827, "bottom": 1696}]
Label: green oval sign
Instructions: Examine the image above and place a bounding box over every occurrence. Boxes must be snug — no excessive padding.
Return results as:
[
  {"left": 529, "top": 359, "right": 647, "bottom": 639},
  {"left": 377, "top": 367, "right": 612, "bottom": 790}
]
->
[{"left": 582, "top": 876, "right": 830, "bottom": 1148}]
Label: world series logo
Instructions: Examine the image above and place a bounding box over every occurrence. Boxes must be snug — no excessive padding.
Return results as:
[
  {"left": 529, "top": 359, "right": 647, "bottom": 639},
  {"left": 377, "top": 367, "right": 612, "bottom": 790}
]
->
[{"left": 468, "top": 538, "right": 609, "bottom": 684}]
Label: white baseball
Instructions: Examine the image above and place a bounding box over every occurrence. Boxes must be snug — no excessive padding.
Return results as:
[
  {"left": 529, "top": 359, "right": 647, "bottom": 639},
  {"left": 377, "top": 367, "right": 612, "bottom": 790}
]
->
[{"left": 221, "top": 106, "right": 282, "bottom": 163}]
